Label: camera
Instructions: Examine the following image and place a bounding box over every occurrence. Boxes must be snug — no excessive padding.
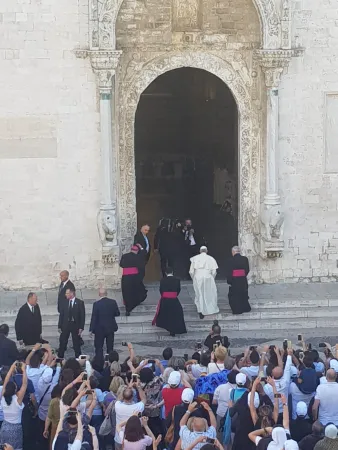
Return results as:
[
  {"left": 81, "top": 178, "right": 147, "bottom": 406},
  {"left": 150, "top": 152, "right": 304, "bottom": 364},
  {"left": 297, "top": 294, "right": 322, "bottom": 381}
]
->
[
  {"left": 105, "top": 354, "right": 109, "bottom": 362},
  {"left": 319, "top": 343, "right": 327, "bottom": 348},
  {"left": 298, "top": 334, "right": 303, "bottom": 341},
  {"left": 196, "top": 341, "right": 202, "bottom": 350},
  {"left": 121, "top": 342, "right": 128, "bottom": 347},
  {"left": 206, "top": 438, "right": 215, "bottom": 444},
  {"left": 56, "top": 358, "right": 63, "bottom": 364},
  {"left": 249, "top": 345, "right": 257, "bottom": 351},
  {"left": 83, "top": 372, "right": 88, "bottom": 381},
  {"left": 184, "top": 353, "right": 188, "bottom": 362}
]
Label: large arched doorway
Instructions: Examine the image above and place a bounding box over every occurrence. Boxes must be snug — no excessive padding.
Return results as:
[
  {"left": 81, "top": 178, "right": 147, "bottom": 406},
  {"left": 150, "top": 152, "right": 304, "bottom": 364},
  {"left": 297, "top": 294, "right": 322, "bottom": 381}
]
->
[{"left": 134, "top": 67, "right": 239, "bottom": 281}]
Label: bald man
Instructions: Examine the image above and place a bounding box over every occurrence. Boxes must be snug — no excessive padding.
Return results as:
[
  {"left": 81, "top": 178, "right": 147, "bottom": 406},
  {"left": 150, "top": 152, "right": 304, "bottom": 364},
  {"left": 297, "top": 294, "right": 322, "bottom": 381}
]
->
[
  {"left": 57, "top": 270, "right": 75, "bottom": 313},
  {"left": 89, "top": 287, "right": 120, "bottom": 356}
]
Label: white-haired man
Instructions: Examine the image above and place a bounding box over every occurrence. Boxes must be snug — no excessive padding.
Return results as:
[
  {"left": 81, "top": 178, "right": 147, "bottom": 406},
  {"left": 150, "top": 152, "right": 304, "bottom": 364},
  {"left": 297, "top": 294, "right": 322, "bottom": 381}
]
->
[
  {"left": 189, "top": 246, "right": 219, "bottom": 319},
  {"left": 226, "top": 246, "right": 251, "bottom": 314}
]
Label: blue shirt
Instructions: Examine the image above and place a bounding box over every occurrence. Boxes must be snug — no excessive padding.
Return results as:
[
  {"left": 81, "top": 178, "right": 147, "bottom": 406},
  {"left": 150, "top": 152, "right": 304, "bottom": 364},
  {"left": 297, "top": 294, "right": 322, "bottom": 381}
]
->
[
  {"left": 155, "top": 360, "right": 168, "bottom": 376},
  {"left": 12, "top": 374, "right": 35, "bottom": 404}
]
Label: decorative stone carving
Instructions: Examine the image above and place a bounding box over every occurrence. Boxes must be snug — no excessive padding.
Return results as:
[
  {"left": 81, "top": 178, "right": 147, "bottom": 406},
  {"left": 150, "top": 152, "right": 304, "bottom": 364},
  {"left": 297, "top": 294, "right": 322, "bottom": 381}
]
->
[
  {"left": 98, "top": 207, "right": 117, "bottom": 247},
  {"left": 118, "top": 51, "right": 260, "bottom": 258},
  {"left": 281, "top": 0, "right": 291, "bottom": 49},
  {"left": 172, "top": 0, "right": 202, "bottom": 31},
  {"left": 89, "top": 0, "right": 115, "bottom": 49},
  {"left": 260, "top": 204, "right": 284, "bottom": 241}
]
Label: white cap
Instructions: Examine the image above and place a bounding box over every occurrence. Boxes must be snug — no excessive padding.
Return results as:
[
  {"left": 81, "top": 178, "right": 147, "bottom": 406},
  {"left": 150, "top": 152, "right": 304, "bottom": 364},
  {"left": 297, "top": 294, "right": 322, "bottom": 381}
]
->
[
  {"left": 168, "top": 371, "right": 181, "bottom": 386},
  {"left": 236, "top": 373, "right": 246, "bottom": 386},
  {"left": 181, "top": 388, "right": 194, "bottom": 404},
  {"left": 325, "top": 424, "right": 338, "bottom": 439},
  {"left": 330, "top": 360, "right": 338, "bottom": 372},
  {"left": 247, "top": 392, "right": 260, "bottom": 408},
  {"left": 284, "top": 440, "right": 300, "bottom": 450},
  {"left": 296, "top": 401, "right": 307, "bottom": 417}
]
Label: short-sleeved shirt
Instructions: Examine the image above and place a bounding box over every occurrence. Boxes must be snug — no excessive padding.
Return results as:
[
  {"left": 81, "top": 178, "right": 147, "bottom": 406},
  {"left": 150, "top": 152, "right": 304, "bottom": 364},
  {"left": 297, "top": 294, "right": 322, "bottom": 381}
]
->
[
  {"left": 81, "top": 388, "right": 104, "bottom": 416},
  {"left": 12, "top": 374, "right": 35, "bottom": 405},
  {"left": 315, "top": 382, "right": 338, "bottom": 425},
  {"left": 179, "top": 425, "right": 216, "bottom": 450},
  {"left": 114, "top": 401, "right": 145, "bottom": 444},
  {"left": 213, "top": 382, "right": 236, "bottom": 417},
  {"left": 1, "top": 396, "right": 24, "bottom": 424},
  {"left": 118, "top": 430, "right": 152, "bottom": 450}
]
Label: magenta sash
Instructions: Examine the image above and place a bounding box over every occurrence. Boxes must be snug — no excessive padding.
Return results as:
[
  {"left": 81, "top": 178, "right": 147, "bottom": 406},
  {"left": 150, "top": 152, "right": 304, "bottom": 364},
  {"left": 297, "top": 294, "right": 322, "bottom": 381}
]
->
[
  {"left": 123, "top": 267, "right": 138, "bottom": 275},
  {"left": 232, "top": 269, "right": 246, "bottom": 277}
]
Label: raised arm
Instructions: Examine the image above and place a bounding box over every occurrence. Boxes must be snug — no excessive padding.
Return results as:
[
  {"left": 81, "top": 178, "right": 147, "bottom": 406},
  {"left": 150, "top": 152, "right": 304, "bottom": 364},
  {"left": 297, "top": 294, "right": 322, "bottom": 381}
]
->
[
  {"left": 0, "top": 362, "right": 17, "bottom": 399},
  {"left": 180, "top": 402, "right": 197, "bottom": 427},
  {"left": 25, "top": 343, "right": 41, "bottom": 365},
  {"left": 202, "top": 402, "right": 217, "bottom": 428},
  {"left": 249, "top": 377, "right": 260, "bottom": 425},
  {"left": 16, "top": 363, "right": 28, "bottom": 405},
  {"left": 141, "top": 416, "right": 155, "bottom": 441},
  {"left": 281, "top": 395, "right": 289, "bottom": 430}
]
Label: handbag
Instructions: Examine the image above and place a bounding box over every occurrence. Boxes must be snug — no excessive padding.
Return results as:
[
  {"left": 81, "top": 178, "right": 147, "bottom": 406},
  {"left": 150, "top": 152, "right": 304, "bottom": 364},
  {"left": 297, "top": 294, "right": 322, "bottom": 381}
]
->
[
  {"left": 99, "top": 400, "right": 116, "bottom": 436},
  {"left": 164, "top": 406, "right": 176, "bottom": 445}
]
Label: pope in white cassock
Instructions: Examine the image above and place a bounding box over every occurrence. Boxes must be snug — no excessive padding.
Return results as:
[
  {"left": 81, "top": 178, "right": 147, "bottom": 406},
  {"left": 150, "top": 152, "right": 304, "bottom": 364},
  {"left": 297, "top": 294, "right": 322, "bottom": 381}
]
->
[{"left": 189, "top": 246, "right": 219, "bottom": 319}]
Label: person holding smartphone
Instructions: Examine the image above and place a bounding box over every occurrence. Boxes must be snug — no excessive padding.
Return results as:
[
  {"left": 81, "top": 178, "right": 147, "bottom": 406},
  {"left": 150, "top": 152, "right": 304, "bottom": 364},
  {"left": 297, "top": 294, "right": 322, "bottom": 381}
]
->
[{"left": 179, "top": 401, "right": 217, "bottom": 450}]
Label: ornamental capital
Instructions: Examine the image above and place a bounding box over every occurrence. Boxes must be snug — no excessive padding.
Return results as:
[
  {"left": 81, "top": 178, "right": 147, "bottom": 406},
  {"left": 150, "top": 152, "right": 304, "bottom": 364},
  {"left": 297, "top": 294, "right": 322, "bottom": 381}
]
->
[{"left": 74, "top": 49, "right": 122, "bottom": 91}]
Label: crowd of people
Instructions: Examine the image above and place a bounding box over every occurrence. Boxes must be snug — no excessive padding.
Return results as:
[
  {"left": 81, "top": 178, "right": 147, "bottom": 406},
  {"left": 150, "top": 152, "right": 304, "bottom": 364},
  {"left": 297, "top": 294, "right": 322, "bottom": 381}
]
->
[{"left": 1, "top": 319, "right": 338, "bottom": 450}]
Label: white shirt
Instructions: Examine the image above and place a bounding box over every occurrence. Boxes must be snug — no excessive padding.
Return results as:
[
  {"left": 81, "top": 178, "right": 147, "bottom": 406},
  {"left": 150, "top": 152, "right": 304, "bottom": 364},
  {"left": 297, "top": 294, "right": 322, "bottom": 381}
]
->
[
  {"left": 26, "top": 364, "right": 48, "bottom": 403},
  {"left": 52, "top": 438, "right": 82, "bottom": 450},
  {"left": 264, "top": 355, "right": 292, "bottom": 413},
  {"left": 0, "top": 386, "right": 3, "bottom": 421},
  {"left": 180, "top": 425, "right": 216, "bottom": 450},
  {"left": 114, "top": 401, "right": 145, "bottom": 443},
  {"left": 240, "top": 365, "right": 262, "bottom": 380},
  {"left": 289, "top": 382, "right": 313, "bottom": 420},
  {"left": 191, "top": 364, "right": 208, "bottom": 378},
  {"left": 315, "top": 382, "right": 338, "bottom": 426},
  {"left": 143, "top": 234, "right": 150, "bottom": 252},
  {"left": 38, "top": 366, "right": 61, "bottom": 421},
  {"left": 69, "top": 297, "right": 75, "bottom": 307},
  {"left": 213, "top": 382, "right": 236, "bottom": 417},
  {"left": 27, "top": 303, "right": 34, "bottom": 312},
  {"left": 1, "top": 396, "right": 24, "bottom": 424},
  {"left": 207, "top": 362, "right": 225, "bottom": 374}
]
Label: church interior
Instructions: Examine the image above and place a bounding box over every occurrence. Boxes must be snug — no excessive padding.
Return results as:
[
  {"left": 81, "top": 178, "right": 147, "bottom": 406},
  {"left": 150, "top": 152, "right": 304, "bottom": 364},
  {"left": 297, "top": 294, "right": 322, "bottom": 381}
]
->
[{"left": 135, "top": 68, "right": 239, "bottom": 280}]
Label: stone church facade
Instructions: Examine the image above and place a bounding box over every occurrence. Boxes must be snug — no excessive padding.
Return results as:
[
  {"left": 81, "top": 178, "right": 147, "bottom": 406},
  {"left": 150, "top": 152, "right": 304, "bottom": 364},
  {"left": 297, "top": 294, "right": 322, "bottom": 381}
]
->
[{"left": 0, "top": 0, "right": 337, "bottom": 289}]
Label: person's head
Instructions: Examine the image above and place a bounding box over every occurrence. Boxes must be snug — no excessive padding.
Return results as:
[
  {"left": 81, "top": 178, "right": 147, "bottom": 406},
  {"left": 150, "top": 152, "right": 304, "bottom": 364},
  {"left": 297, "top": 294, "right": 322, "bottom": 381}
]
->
[
  {"left": 51, "top": 384, "right": 62, "bottom": 399},
  {"left": 162, "top": 367, "right": 174, "bottom": 384},
  {"left": 284, "top": 440, "right": 299, "bottom": 450},
  {"left": 235, "top": 373, "right": 247, "bottom": 387},
  {"left": 200, "top": 246, "right": 208, "bottom": 254},
  {"left": 296, "top": 401, "right": 307, "bottom": 419},
  {"left": 166, "top": 267, "right": 174, "bottom": 276},
  {"left": 109, "top": 376, "right": 125, "bottom": 395},
  {"left": 232, "top": 246, "right": 241, "bottom": 256},
  {"left": 29, "top": 351, "right": 42, "bottom": 369},
  {"left": 168, "top": 371, "right": 181, "bottom": 388},
  {"left": 185, "top": 219, "right": 192, "bottom": 227},
  {"left": 327, "top": 368, "right": 337, "bottom": 382},
  {"left": 62, "top": 387, "right": 78, "bottom": 406},
  {"left": 110, "top": 361, "right": 121, "bottom": 377},
  {"left": 89, "top": 376, "right": 99, "bottom": 390},
  {"left": 122, "top": 387, "right": 134, "bottom": 402},
  {"left": 212, "top": 324, "right": 221, "bottom": 336},
  {"left": 227, "top": 369, "right": 239, "bottom": 385},
  {"left": 181, "top": 388, "right": 194, "bottom": 404},
  {"left": 64, "top": 409, "right": 78, "bottom": 427},
  {"left": 59, "top": 368, "right": 75, "bottom": 388},
  {"left": 98, "top": 287, "right": 107, "bottom": 298},
  {"left": 200, "top": 446, "right": 215, "bottom": 450},
  {"left": 312, "top": 420, "right": 324, "bottom": 437},
  {"left": 249, "top": 349, "right": 260, "bottom": 365},
  {"left": 4, "top": 381, "right": 17, "bottom": 405},
  {"left": 139, "top": 368, "right": 154, "bottom": 384},
  {"left": 163, "top": 347, "right": 173, "bottom": 361},
  {"left": 0, "top": 324, "right": 9, "bottom": 337},
  {"left": 27, "top": 292, "right": 38, "bottom": 306},
  {"left": 200, "top": 351, "right": 211, "bottom": 368},
  {"left": 141, "top": 224, "right": 150, "bottom": 235},
  {"left": 63, "top": 358, "right": 82, "bottom": 378},
  {"left": 124, "top": 415, "right": 145, "bottom": 442},
  {"left": 325, "top": 424, "right": 338, "bottom": 439},
  {"left": 214, "top": 346, "right": 227, "bottom": 363},
  {"left": 258, "top": 404, "right": 273, "bottom": 428},
  {"left": 66, "top": 288, "right": 75, "bottom": 301},
  {"left": 60, "top": 270, "right": 69, "bottom": 283},
  {"left": 192, "top": 417, "right": 208, "bottom": 432},
  {"left": 109, "top": 350, "right": 119, "bottom": 363},
  {"left": 168, "top": 356, "right": 185, "bottom": 371},
  {"left": 302, "top": 355, "right": 314, "bottom": 369},
  {"left": 272, "top": 366, "right": 284, "bottom": 380},
  {"left": 268, "top": 346, "right": 278, "bottom": 368},
  {"left": 271, "top": 427, "right": 287, "bottom": 446},
  {"left": 91, "top": 354, "right": 104, "bottom": 373}
]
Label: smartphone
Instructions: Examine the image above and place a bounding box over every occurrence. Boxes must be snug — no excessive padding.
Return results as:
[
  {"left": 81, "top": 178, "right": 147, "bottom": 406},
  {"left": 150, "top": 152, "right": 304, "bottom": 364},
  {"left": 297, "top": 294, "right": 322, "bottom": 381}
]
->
[
  {"left": 213, "top": 344, "right": 217, "bottom": 351},
  {"left": 137, "top": 412, "right": 142, "bottom": 418},
  {"left": 319, "top": 343, "right": 326, "bottom": 348},
  {"left": 206, "top": 438, "right": 215, "bottom": 444},
  {"left": 216, "top": 340, "right": 221, "bottom": 347},
  {"left": 287, "top": 340, "right": 292, "bottom": 349},
  {"left": 184, "top": 353, "right": 188, "bottom": 362},
  {"left": 298, "top": 334, "right": 302, "bottom": 341},
  {"left": 196, "top": 342, "right": 202, "bottom": 350},
  {"left": 308, "top": 343, "right": 312, "bottom": 350},
  {"left": 68, "top": 408, "right": 77, "bottom": 415},
  {"left": 83, "top": 372, "right": 88, "bottom": 381},
  {"left": 85, "top": 390, "right": 93, "bottom": 395},
  {"left": 250, "top": 345, "right": 257, "bottom": 351},
  {"left": 283, "top": 339, "right": 288, "bottom": 350},
  {"left": 299, "top": 352, "right": 304, "bottom": 359},
  {"left": 132, "top": 374, "right": 138, "bottom": 383},
  {"left": 56, "top": 358, "right": 63, "bottom": 364},
  {"left": 80, "top": 355, "right": 87, "bottom": 360},
  {"left": 148, "top": 360, "right": 156, "bottom": 365},
  {"left": 104, "top": 354, "right": 109, "bottom": 362},
  {"left": 121, "top": 342, "right": 128, "bottom": 346},
  {"left": 274, "top": 393, "right": 282, "bottom": 398}
]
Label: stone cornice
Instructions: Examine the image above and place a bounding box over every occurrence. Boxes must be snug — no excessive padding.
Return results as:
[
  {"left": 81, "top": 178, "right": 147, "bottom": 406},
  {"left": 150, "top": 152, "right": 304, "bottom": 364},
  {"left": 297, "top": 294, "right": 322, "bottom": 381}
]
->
[
  {"left": 254, "top": 48, "right": 304, "bottom": 88},
  {"left": 74, "top": 49, "right": 122, "bottom": 91}
]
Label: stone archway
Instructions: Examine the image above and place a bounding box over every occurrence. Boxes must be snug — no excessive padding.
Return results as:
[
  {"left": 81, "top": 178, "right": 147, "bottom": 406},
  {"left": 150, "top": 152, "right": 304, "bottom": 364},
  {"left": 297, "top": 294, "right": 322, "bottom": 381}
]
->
[
  {"left": 117, "top": 52, "right": 260, "bottom": 256},
  {"left": 110, "top": 0, "right": 282, "bottom": 49}
]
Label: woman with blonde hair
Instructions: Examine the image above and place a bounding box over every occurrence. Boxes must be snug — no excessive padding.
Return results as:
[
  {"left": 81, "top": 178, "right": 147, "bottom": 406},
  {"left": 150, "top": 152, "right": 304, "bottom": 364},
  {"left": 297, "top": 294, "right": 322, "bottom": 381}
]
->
[{"left": 208, "top": 346, "right": 228, "bottom": 374}]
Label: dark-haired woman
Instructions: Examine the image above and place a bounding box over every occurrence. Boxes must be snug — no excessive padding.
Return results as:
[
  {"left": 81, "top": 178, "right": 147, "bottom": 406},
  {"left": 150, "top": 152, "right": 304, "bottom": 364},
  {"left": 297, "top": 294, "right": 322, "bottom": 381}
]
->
[
  {"left": 116, "top": 414, "right": 155, "bottom": 450},
  {"left": 0, "top": 362, "right": 27, "bottom": 450}
]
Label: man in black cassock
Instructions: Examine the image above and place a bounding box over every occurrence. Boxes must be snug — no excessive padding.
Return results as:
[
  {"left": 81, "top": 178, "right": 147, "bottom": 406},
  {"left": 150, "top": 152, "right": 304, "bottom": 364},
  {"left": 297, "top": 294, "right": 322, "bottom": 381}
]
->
[
  {"left": 15, "top": 292, "right": 45, "bottom": 346},
  {"left": 120, "top": 245, "right": 147, "bottom": 316},
  {"left": 226, "top": 246, "right": 251, "bottom": 315},
  {"left": 152, "top": 267, "right": 186, "bottom": 336}
]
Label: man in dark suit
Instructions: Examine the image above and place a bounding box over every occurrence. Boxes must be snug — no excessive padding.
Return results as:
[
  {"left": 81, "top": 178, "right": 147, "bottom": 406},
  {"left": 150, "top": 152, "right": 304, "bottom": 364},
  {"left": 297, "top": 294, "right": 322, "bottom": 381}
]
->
[
  {"left": 58, "top": 287, "right": 85, "bottom": 358},
  {"left": 0, "top": 324, "right": 19, "bottom": 366},
  {"left": 89, "top": 287, "right": 120, "bottom": 356},
  {"left": 15, "top": 292, "right": 45, "bottom": 346},
  {"left": 57, "top": 270, "right": 76, "bottom": 313},
  {"left": 134, "top": 224, "right": 151, "bottom": 279}
]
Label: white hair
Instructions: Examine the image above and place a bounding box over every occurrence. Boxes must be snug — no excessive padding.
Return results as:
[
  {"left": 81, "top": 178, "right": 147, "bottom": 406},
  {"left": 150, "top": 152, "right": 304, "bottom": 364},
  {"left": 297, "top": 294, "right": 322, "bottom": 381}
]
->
[{"left": 232, "top": 246, "right": 241, "bottom": 254}]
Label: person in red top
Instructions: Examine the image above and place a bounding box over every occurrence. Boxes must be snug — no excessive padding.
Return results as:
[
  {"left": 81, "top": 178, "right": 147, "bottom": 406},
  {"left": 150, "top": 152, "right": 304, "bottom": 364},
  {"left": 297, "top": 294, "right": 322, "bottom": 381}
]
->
[{"left": 162, "top": 371, "right": 191, "bottom": 418}]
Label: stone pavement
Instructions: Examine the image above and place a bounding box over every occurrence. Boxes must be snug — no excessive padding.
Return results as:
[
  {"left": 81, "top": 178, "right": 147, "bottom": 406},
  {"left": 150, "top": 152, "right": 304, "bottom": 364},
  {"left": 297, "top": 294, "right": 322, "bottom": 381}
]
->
[{"left": 1, "top": 281, "right": 338, "bottom": 359}]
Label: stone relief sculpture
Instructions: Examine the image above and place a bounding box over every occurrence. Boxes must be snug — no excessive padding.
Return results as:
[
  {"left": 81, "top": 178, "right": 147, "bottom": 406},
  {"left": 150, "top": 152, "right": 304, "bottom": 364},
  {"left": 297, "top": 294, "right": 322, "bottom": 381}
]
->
[
  {"left": 97, "top": 207, "right": 117, "bottom": 247},
  {"left": 172, "top": 0, "right": 202, "bottom": 31},
  {"left": 260, "top": 204, "right": 284, "bottom": 241}
]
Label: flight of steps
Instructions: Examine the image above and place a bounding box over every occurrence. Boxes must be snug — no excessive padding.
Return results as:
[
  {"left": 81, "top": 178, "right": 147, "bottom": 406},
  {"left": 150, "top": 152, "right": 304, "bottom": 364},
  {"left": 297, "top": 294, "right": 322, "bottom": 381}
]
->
[{"left": 1, "top": 282, "right": 338, "bottom": 350}]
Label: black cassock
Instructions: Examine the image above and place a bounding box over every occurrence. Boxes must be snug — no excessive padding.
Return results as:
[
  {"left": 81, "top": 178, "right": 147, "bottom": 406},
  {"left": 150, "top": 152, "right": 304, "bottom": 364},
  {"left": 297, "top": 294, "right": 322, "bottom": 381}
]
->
[
  {"left": 152, "top": 276, "right": 187, "bottom": 335},
  {"left": 15, "top": 303, "right": 42, "bottom": 345},
  {"left": 120, "top": 252, "right": 147, "bottom": 313},
  {"left": 227, "top": 253, "right": 251, "bottom": 314}
]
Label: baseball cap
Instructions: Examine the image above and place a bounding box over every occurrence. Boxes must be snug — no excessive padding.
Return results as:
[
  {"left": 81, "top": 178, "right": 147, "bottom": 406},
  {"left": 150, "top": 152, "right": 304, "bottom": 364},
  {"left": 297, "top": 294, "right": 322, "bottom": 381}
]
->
[
  {"left": 296, "top": 401, "right": 307, "bottom": 417},
  {"left": 236, "top": 373, "right": 246, "bottom": 386},
  {"left": 168, "top": 370, "right": 181, "bottom": 386},
  {"left": 330, "top": 360, "right": 338, "bottom": 372},
  {"left": 181, "top": 388, "right": 194, "bottom": 404}
]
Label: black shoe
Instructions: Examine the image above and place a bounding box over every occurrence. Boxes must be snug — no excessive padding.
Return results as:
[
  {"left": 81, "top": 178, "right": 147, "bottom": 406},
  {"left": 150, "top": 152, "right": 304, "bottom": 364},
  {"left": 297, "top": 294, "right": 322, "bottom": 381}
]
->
[
  {"left": 126, "top": 311, "right": 130, "bottom": 317},
  {"left": 170, "top": 333, "right": 176, "bottom": 337},
  {"left": 199, "top": 313, "right": 204, "bottom": 319}
]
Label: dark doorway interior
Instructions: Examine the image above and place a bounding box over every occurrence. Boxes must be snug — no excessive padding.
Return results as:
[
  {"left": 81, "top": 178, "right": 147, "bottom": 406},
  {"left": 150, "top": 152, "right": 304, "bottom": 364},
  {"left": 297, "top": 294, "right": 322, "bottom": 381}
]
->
[{"left": 135, "top": 68, "right": 238, "bottom": 281}]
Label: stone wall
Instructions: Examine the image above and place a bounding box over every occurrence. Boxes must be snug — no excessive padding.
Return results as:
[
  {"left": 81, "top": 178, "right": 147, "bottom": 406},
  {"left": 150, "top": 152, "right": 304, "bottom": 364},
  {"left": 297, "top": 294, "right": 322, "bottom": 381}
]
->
[
  {"left": 258, "top": 0, "right": 338, "bottom": 283},
  {"left": 0, "top": 0, "right": 103, "bottom": 289}
]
